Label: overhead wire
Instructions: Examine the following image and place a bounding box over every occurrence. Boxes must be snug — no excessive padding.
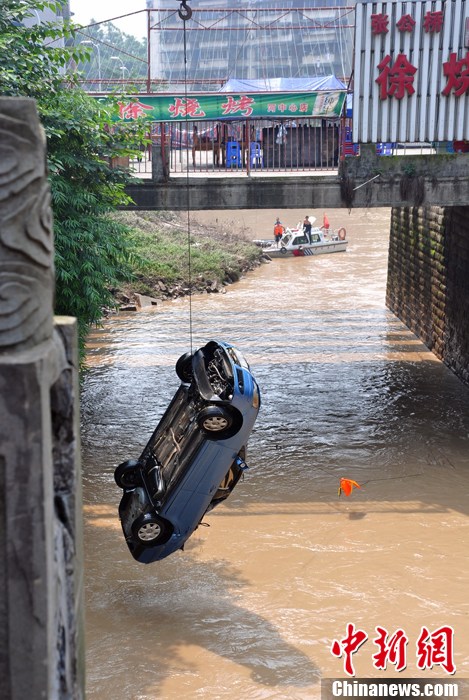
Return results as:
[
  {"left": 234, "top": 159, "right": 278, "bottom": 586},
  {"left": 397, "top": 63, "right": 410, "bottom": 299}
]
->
[{"left": 179, "top": 0, "right": 193, "bottom": 353}]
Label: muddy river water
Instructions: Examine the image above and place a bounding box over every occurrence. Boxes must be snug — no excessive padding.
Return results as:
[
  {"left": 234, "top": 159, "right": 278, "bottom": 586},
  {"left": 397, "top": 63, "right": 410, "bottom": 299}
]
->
[{"left": 81, "top": 208, "right": 469, "bottom": 699}]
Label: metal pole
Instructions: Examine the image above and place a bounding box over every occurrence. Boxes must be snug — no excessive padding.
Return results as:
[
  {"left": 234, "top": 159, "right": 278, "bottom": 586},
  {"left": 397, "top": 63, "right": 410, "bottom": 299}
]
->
[
  {"left": 111, "top": 56, "right": 128, "bottom": 85},
  {"left": 81, "top": 40, "right": 101, "bottom": 92},
  {"left": 96, "top": 43, "right": 102, "bottom": 92},
  {"left": 147, "top": 9, "right": 151, "bottom": 93},
  {"left": 246, "top": 119, "right": 251, "bottom": 176}
]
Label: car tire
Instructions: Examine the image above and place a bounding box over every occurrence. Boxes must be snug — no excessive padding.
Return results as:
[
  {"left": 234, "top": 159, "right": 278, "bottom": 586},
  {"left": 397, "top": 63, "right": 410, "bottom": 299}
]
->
[
  {"left": 114, "top": 460, "right": 142, "bottom": 489},
  {"left": 131, "top": 512, "right": 173, "bottom": 546},
  {"left": 175, "top": 352, "right": 193, "bottom": 383},
  {"left": 197, "top": 406, "right": 241, "bottom": 439}
]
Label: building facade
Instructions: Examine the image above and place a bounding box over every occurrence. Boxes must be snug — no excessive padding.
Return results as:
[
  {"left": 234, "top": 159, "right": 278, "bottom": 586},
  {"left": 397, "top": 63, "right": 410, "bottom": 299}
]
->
[{"left": 146, "top": 0, "right": 355, "bottom": 89}]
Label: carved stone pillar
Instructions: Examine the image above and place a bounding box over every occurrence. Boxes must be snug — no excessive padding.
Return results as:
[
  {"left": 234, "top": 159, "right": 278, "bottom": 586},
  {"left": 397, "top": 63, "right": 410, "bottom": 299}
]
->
[{"left": 0, "top": 98, "right": 84, "bottom": 699}]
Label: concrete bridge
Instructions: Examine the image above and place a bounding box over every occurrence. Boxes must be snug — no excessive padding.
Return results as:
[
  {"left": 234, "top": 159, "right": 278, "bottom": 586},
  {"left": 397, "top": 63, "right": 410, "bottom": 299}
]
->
[{"left": 124, "top": 145, "right": 469, "bottom": 211}]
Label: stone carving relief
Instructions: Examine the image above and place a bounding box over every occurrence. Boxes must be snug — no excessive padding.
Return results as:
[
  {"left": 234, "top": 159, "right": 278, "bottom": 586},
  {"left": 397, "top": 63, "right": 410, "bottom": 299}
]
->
[
  {"left": 1, "top": 181, "right": 53, "bottom": 267},
  {"left": 0, "top": 98, "right": 54, "bottom": 351}
]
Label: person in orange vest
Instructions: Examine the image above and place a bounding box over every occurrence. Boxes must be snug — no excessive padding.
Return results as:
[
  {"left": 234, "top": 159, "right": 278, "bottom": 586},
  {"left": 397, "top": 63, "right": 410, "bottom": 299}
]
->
[{"left": 274, "top": 217, "right": 284, "bottom": 246}]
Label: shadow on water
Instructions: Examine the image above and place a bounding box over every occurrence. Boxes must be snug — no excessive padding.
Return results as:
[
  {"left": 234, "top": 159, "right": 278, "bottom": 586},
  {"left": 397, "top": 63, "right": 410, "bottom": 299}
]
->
[{"left": 84, "top": 507, "right": 319, "bottom": 698}]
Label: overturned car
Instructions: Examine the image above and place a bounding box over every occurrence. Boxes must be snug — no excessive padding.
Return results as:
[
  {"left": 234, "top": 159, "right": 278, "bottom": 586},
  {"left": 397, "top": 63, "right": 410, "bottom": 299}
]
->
[{"left": 115, "top": 340, "right": 261, "bottom": 564}]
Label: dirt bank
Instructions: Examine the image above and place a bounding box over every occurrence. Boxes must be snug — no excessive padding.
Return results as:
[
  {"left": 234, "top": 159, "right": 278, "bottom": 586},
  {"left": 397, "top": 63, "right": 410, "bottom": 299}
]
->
[{"left": 111, "top": 210, "right": 265, "bottom": 309}]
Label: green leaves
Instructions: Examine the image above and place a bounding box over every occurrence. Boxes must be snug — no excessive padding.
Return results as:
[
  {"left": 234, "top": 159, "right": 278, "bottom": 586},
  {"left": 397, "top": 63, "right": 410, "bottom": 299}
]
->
[
  {"left": 0, "top": 1, "right": 77, "bottom": 96},
  {"left": 45, "top": 90, "right": 142, "bottom": 332},
  {"left": 1, "top": 0, "right": 148, "bottom": 354}
]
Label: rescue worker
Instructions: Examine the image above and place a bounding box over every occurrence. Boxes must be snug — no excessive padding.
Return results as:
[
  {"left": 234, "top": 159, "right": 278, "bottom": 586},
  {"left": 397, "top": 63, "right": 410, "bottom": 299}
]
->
[{"left": 274, "top": 217, "right": 284, "bottom": 246}]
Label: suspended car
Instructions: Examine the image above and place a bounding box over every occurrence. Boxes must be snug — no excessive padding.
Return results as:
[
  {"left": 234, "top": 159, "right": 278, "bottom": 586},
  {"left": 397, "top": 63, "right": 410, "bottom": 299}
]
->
[{"left": 115, "top": 340, "right": 261, "bottom": 564}]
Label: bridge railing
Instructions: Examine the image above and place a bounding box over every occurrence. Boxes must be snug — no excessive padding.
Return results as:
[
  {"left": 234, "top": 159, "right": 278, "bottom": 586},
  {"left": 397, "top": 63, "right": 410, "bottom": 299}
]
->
[
  {"left": 125, "top": 117, "right": 452, "bottom": 182},
  {"left": 128, "top": 118, "right": 343, "bottom": 177}
]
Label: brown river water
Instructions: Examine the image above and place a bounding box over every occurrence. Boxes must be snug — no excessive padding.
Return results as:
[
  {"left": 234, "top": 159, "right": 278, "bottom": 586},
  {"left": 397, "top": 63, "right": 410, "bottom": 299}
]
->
[{"left": 81, "top": 208, "right": 469, "bottom": 699}]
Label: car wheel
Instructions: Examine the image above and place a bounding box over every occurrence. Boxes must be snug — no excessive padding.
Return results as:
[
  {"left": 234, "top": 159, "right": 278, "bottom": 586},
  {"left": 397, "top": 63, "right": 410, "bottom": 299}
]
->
[
  {"left": 114, "top": 460, "right": 142, "bottom": 489},
  {"left": 197, "top": 406, "right": 240, "bottom": 439},
  {"left": 131, "top": 512, "right": 172, "bottom": 546},
  {"left": 175, "top": 352, "right": 193, "bottom": 383}
]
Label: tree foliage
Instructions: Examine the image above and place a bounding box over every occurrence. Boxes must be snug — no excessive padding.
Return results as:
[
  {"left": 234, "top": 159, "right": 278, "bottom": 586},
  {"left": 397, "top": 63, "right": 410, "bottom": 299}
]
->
[
  {"left": 45, "top": 90, "right": 143, "bottom": 335},
  {"left": 0, "top": 1, "right": 77, "bottom": 96},
  {"left": 74, "top": 19, "right": 148, "bottom": 86},
  {"left": 0, "top": 0, "right": 147, "bottom": 348}
]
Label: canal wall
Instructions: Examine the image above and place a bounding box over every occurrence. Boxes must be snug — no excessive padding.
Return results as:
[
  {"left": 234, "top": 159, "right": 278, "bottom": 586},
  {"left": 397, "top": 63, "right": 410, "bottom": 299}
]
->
[{"left": 386, "top": 206, "right": 469, "bottom": 385}]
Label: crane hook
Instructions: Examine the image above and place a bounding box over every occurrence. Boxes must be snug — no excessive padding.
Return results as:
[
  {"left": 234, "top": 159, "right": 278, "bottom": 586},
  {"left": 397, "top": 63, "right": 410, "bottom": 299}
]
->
[{"left": 178, "top": 0, "right": 192, "bottom": 21}]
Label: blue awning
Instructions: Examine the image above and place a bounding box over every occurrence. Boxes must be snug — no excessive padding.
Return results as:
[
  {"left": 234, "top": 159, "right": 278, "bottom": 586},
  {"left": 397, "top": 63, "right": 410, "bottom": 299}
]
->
[{"left": 219, "top": 76, "right": 347, "bottom": 93}]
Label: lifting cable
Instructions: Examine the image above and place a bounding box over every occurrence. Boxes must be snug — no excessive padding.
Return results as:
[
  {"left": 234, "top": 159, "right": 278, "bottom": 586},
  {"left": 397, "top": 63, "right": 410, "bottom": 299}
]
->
[{"left": 178, "top": 0, "right": 194, "bottom": 352}]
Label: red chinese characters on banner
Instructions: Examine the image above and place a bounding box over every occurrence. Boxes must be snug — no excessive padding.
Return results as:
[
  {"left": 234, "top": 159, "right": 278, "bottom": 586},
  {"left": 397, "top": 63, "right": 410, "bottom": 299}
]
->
[
  {"left": 118, "top": 100, "right": 154, "bottom": 120},
  {"left": 373, "top": 627, "right": 408, "bottom": 672},
  {"left": 331, "top": 623, "right": 368, "bottom": 677},
  {"left": 376, "top": 54, "right": 417, "bottom": 99},
  {"left": 416, "top": 626, "right": 456, "bottom": 675},
  {"left": 221, "top": 95, "right": 255, "bottom": 117},
  {"left": 442, "top": 52, "right": 469, "bottom": 96},
  {"left": 168, "top": 97, "right": 206, "bottom": 119}
]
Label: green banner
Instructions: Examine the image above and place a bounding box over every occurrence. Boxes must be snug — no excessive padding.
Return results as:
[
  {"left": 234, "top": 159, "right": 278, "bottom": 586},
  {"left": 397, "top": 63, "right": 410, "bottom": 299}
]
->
[{"left": 98, "top": 91, "right": 346, "bottom": 122}]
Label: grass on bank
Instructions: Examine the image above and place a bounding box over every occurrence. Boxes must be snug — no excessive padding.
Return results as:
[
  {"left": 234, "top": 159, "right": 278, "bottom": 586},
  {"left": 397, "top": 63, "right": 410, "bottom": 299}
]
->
[{"left": 113, "top": 211, "right": 263, "bottom": 297}]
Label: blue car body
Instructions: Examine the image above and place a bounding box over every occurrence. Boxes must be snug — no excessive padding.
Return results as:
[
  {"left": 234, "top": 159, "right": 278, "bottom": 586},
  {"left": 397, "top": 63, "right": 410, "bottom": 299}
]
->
[{"left": 115, "top": 340, "right": 261, "bottom": 564}]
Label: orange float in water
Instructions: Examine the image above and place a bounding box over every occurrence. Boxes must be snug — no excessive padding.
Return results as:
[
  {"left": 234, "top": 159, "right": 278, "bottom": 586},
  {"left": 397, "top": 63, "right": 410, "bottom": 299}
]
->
[{"left": 338, "top": 478, "right": 362, "bottom": 497}]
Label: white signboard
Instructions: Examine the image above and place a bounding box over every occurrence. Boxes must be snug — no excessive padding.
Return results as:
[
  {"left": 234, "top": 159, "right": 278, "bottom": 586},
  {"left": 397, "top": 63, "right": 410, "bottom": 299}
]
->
[{"left": 353, "top": 0, "right": 469, "bottom": 143}]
